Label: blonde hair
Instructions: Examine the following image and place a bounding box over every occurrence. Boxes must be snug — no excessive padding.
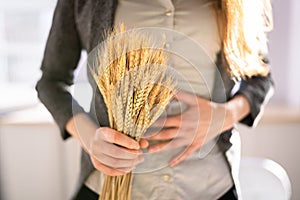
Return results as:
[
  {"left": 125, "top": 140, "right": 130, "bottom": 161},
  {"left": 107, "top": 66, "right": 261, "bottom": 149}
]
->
[{"left": 215, "top": 0, "right": 273, "bottom": 80}]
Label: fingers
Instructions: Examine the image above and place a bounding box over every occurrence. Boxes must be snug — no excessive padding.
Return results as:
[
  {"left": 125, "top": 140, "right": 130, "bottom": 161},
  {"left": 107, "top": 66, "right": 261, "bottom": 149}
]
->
[
  {"left": 91, "top": 138, "right": 142, "bottom": 159},
  {"left": 97, "top": 127, "right": 140, "bottom": 150},
  {"left": 150, "top": 115, "right": 180, "bottom": 129},
  {"left": 94, "top": 152, "right": 144, "bottom": 169},
  {"left": 147, "top": 138, "right": 185, "bottom": 153},
  {"left": 91, "top": 156, "right": 132, "bottom": 176},
  {"left": 91, "top": 127, "right": 143, "bottom": 162},
  {"left": 169, "top": 143, "right": 200, "bottom": 167},
  {"left": 147, "top": 141, "right": 171, "bottom": 153},
  {"left": 174, "top": 90, "right": 198, "bottom": 106},
  {"left": 145, "top": 128, "right": 179, "bottom": 141},
  {"left": 89, "top": 127, "right": 145, "bottom": 176},
  {"left": 139, "top": 138, "right": 149, "bottom": 148}
]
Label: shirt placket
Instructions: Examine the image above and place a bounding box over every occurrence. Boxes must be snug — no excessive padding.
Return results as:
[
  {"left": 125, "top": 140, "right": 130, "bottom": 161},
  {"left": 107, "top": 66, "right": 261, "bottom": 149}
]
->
[{"left": 157, "top": 0, "right": 175, "bottom": 67}]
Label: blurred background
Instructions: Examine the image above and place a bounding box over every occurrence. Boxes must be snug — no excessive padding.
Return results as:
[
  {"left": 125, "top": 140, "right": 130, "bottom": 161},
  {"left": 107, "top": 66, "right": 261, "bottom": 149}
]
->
[{"left": 0, "top": 0, "right": 299, "bottom": 199}]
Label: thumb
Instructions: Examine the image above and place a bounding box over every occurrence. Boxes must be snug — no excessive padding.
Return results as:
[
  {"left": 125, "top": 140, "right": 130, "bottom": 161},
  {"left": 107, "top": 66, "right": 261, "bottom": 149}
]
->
[
  {"left": 139, "top": 138, "right": 149, "bottom": 148},
  {"left": 174, "top": 90, "right": 198, "bottom": 106}
]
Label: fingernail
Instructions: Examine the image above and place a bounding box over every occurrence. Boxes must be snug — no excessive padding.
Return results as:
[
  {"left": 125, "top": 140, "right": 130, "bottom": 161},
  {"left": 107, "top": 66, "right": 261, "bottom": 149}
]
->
[
  {"left": 144, "top": 140, "right": 149, "bottom": 148},
  {"left": 132, "top": 143, "right": 140, "bottom": 149}
]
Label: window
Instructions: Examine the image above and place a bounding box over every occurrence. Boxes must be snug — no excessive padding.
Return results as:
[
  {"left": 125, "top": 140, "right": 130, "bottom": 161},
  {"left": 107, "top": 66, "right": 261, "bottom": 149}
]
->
[
  {"left": 0, "top": 0, "right": 57, "bottom": 86},
  {"left": 0, "top": 0, "right": 57, "bottom": 113}
]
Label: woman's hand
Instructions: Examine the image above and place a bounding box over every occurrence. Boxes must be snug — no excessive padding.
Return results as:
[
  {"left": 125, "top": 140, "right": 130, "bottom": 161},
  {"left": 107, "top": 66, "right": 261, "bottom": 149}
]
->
[
  {"left": 66, "top": 113, "right": 148, "bottom": 176},
  {"left": 89, "top": 127, "right": 148, "bottom": 176},
  {"left": 145, "top": 90, "right": 248, "bottom": 167}
]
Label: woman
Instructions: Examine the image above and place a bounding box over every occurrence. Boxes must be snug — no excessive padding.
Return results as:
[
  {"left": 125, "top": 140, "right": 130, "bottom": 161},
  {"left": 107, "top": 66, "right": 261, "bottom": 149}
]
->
[{"left": 36, "top": 0, "right": 274, "bottom": 199}]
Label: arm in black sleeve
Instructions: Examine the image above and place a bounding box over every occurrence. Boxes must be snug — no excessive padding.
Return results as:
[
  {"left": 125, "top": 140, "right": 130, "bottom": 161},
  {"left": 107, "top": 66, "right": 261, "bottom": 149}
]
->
[
  {"left": 236, "top": 72, "right": 275, "bottom": 127},
  {"left": 36, "top": 0, "right": 85, "bottom": 139}
]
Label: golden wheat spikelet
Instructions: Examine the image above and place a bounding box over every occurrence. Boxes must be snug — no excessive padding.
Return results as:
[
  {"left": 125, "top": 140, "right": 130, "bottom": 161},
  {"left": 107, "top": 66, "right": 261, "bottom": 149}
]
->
[{"left": 90, "top": 23, "right": 175, "bottom": 200}]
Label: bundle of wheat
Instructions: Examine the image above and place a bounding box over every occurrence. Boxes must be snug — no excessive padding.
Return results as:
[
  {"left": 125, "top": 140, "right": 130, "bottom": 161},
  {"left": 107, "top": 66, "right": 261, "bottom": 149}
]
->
[{"left": 90, "top": 24, "right": 175, "bottom": 200}]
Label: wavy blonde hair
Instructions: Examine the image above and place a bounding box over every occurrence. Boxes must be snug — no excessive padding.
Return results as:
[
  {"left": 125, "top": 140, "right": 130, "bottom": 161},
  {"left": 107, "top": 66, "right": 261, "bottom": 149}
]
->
[{"left": 215, "top": 0, "right": 273, "bottom": 80}]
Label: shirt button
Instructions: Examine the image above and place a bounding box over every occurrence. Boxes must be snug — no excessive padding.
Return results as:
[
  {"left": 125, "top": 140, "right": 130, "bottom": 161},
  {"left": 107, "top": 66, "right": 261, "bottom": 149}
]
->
[
  {"left": 165, "top": 43, "right": 171, "bottom": 49},
  {"left": 165, "top": 10, "right": 173, "bottom": 17},
  {"left": 163, "top": 175, "right": 171, "bottom": 182}
]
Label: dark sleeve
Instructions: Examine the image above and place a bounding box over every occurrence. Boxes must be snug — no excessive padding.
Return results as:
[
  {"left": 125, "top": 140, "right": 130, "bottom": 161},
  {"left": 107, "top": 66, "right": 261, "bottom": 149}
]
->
[
  {"left": 235, "top": 73, "right": 275, "bottom": 127},
  {"left": 36, "top": 0, "right": 85, "bottom": 140}
]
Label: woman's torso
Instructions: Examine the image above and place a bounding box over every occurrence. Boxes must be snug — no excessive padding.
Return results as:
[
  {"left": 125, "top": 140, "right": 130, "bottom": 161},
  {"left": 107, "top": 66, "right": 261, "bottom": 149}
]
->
[{"left": 84, "top": 0, "right": 234, "bottom": 199}]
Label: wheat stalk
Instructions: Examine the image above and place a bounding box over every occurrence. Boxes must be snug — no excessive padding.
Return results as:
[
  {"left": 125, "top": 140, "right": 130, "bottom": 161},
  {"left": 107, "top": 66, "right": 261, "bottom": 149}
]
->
[{"left": 90, "top": 24, "right": 175, "bottom": 200}]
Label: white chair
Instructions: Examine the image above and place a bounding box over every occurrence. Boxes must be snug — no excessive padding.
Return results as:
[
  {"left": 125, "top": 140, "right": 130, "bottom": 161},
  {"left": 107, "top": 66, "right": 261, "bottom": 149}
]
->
[{"left": 239, "top": 157, "right": 292, "bottom": 200}]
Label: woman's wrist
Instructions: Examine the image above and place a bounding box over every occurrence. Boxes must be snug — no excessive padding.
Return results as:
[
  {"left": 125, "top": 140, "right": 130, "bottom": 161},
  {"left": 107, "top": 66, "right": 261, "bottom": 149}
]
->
[
  {"left": 223, "top": 94, "right": 251, "bottom": 131},
  {"left": 66, "top": 113, "right": 99, "bottom": 153}
]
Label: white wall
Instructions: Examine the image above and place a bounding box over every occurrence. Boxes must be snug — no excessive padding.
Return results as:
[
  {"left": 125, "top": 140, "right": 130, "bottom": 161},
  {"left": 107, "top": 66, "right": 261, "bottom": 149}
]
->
[
  {"left": 286, "top": 0, "right": 300, "bottom": 105},
  {"left": 239, "top": 122, "right": 300, "bottom": 200},
  {"left": 0, "top": 119, "right": 81, "bottom": 200},
  {"left": 269, "top": 0, "right": 300, "bottom": 105},
  {"left": 268, "top": 0, "right": 290, "bottom": 103}
]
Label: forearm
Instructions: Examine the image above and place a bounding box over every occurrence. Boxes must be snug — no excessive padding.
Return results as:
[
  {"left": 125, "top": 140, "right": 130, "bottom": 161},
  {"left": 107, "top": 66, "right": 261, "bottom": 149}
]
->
[
  {"left": 66, "top": 113, "right": 99, "bottom": 152},
  {"left": 222, "top": 94, "right": 251, "bottom": 131}
]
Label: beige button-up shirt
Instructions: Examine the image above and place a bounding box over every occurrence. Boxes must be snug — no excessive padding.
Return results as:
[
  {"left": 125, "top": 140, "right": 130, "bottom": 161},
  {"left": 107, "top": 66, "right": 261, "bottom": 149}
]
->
[{"left": 85, "top": 0, "right": 235, "bottom": 199}]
